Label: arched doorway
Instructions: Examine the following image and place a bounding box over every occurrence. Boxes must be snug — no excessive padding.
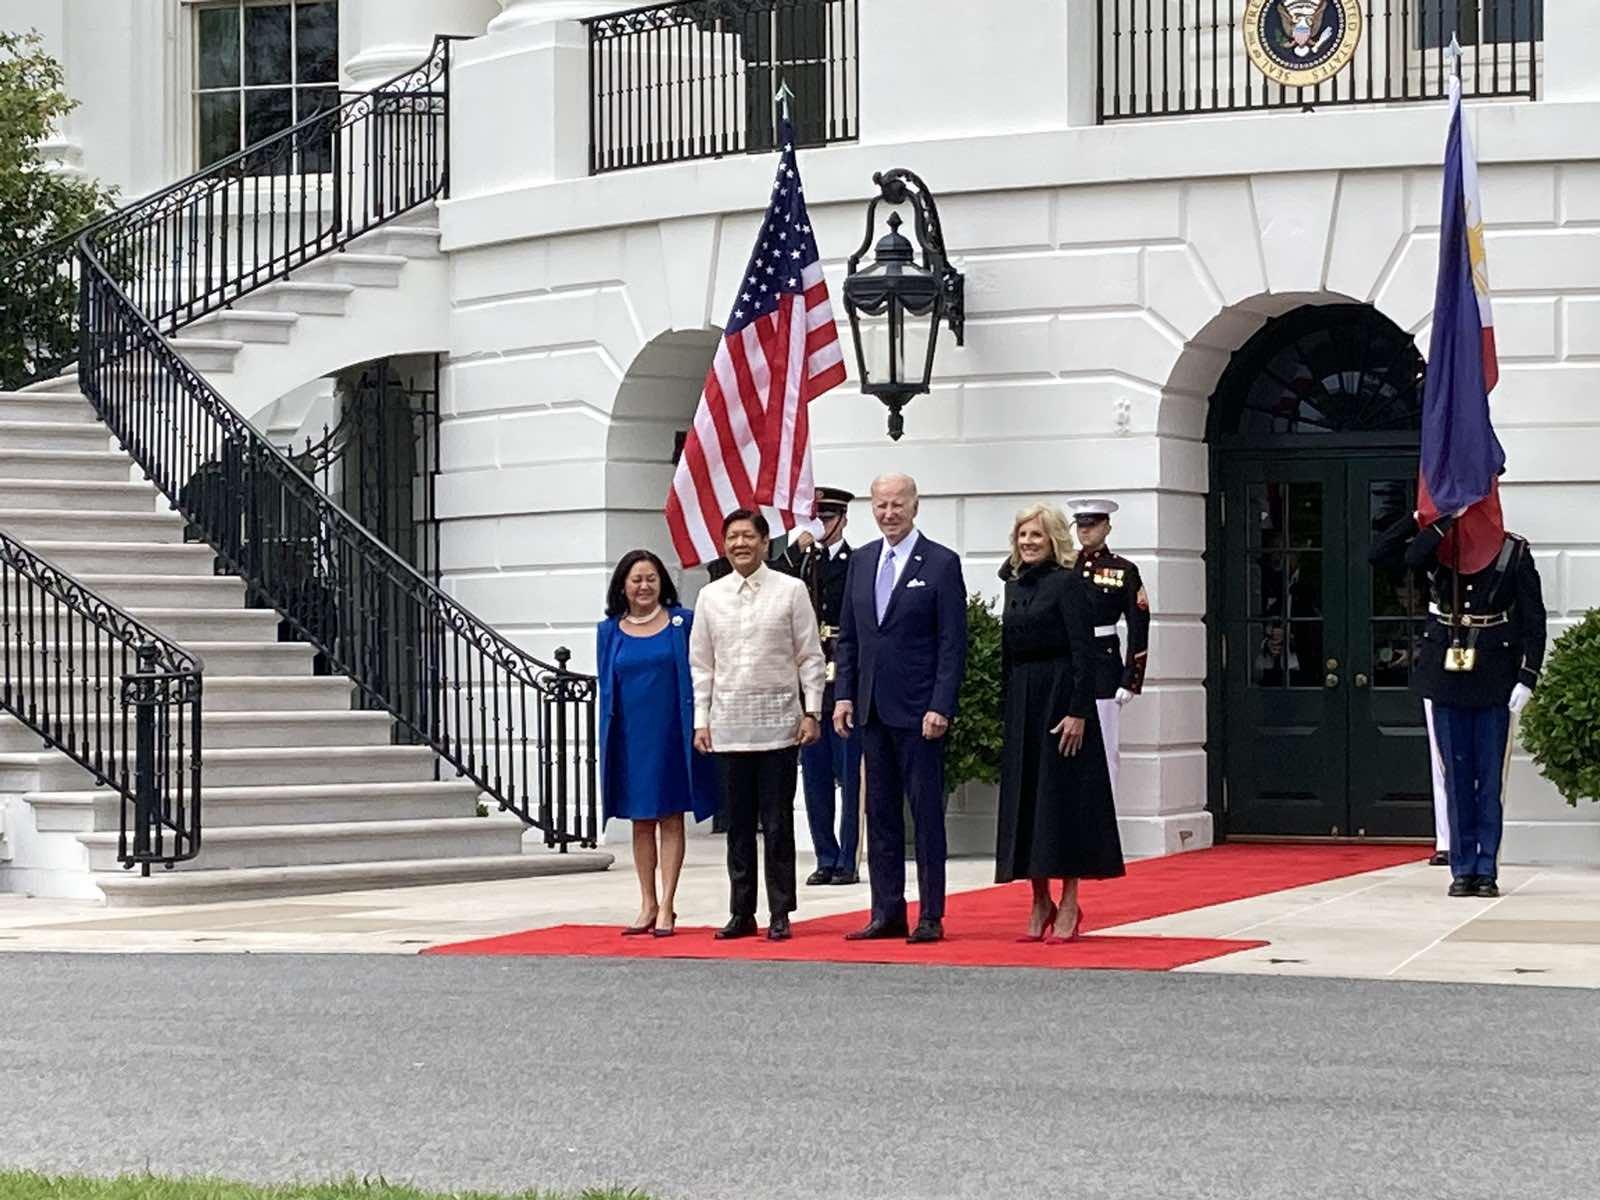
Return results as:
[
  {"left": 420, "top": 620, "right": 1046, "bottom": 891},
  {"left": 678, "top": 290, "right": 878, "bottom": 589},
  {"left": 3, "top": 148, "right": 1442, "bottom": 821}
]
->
[{"left": 1206, "top": 303, "right": 1433, "bottom": 840}]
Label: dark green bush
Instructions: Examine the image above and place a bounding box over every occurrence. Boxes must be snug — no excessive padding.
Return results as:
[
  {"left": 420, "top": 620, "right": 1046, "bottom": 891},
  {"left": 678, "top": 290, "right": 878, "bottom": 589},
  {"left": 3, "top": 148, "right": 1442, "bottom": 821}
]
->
[
  {"left": 1522, "top": 608, "right": 1600, "bottom": 806},
  {"left": 946, "top": 592, "right": 1003, "bottom": 795}
]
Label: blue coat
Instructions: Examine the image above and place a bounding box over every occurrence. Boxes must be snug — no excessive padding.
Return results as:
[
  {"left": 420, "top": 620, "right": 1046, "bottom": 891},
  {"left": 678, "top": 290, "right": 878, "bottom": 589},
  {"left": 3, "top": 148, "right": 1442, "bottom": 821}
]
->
[
  {"left": 596, "top": 606, "right": 718, "bottom": 822},
  {"left": 834, "top": 534, "right": 968, "bottom": 729}
]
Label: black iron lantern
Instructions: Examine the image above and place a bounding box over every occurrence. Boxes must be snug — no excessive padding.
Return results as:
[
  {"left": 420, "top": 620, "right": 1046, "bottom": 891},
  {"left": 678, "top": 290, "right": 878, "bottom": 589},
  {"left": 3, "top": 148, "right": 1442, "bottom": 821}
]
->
[{"left": 842, "top": 168, "right": 965, "bottom": 441}]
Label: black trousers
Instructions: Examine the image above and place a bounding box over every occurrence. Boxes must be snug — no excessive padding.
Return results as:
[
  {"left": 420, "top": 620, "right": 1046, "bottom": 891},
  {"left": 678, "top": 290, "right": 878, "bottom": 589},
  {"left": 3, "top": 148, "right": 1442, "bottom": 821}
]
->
[
  {"left": 720, "top": 747, "right": 799, "bottom": 919},
  {"left": 861, "top": 720, "right": 947, "bottom": 922}
]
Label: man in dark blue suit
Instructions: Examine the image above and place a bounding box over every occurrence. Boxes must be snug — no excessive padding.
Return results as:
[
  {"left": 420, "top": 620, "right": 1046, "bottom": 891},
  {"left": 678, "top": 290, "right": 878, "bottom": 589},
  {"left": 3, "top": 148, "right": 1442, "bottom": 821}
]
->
[{"left": 833, "top": 473, "right": 967, "bottom": 943}]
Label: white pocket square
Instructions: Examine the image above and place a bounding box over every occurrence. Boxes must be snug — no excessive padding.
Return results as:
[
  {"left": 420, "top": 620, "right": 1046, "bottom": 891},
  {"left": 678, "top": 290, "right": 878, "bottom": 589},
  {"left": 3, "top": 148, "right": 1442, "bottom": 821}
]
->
[{"left": 906, "top": 578, "right": 928, "bottom": 589}]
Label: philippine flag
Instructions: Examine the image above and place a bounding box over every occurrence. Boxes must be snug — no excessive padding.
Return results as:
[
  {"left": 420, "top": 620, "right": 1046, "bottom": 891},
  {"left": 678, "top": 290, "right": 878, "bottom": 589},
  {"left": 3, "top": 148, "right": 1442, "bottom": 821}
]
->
[{"left": 1417, "top": 67, "right": 1505, "bottom": 574}]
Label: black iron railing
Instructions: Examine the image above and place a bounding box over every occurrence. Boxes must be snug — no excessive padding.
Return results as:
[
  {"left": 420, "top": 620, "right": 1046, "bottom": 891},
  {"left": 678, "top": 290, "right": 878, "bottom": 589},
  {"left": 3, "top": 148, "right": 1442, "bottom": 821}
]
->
[
  {"left": 587, "top": 0, "right": 858, "bottom": 174},
  {"left": 64, "top": 39, "right": 598, "bottom": 850},
  {"left": 1098, "top": 0, "right": 1542, "bottom": 122},
  {"left": 2, "top": 38, "right": 454, "bottom": 391},
  {"left": 0, "top": 532, "right": 203, "bottom": 872}
]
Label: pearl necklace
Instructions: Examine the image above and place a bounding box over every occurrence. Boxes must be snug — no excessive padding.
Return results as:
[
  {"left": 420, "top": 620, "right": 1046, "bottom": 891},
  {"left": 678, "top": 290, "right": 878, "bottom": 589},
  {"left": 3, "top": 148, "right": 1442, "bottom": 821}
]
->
[{"left": 623, "top": 606, "right": 662, "bottom": 626}]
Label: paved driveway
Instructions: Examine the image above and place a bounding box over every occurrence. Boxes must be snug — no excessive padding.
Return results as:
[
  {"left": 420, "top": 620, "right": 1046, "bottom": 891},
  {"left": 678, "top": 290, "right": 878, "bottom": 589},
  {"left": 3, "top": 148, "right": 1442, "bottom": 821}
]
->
[{"left": 2, "top": 953, "right": 1596, "bottom": 1200}]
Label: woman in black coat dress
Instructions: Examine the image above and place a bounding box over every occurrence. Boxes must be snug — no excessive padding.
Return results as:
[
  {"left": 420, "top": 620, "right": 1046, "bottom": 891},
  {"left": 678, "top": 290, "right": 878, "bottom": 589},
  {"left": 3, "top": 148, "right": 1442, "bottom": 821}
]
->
[{"left": 994, "top": 503, "right": 1125, "bottom": 943}]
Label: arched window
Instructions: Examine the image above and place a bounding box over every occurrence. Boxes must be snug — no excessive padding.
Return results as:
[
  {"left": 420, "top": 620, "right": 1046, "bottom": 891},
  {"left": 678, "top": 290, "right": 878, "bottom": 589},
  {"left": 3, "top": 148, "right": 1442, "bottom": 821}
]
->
[{"left": 1208, "top": 304, "right": 1426, "bottom": 442}]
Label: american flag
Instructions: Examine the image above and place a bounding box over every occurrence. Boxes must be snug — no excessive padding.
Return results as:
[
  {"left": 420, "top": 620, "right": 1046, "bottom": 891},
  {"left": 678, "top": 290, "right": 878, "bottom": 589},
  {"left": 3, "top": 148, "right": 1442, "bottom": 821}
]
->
[{"left": 665, "top": 115, "right": 847, "bottom": 569}]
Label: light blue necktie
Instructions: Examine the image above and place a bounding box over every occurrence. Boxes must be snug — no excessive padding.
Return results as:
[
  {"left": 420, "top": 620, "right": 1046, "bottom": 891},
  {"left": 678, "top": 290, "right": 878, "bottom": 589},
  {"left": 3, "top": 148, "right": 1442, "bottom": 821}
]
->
[{"left": 875, "top": 546, "right": 896, "bottom": 624}]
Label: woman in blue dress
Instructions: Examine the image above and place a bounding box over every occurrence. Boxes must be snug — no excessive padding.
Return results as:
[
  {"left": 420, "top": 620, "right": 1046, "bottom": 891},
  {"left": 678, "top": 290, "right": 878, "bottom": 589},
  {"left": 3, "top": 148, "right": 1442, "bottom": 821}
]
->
[{"left": 597, "top": 549, "right": 718, "bottom": 936}]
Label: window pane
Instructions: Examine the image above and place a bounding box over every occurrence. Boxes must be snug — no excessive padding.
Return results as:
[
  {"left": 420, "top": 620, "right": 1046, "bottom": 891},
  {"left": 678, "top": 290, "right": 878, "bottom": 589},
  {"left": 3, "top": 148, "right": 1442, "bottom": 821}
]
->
[
  {"left": 245, "top": 3, "right": 292, "bottom": 85},
  {"left": 243, "top": 87, "right": 294, "bottom": 173},
  {"left": 197, "top": 5, "right": 241, "bottom": 89},
  {"left": 296, "top": 2, "right": 339, "bottom": 83},
  {"left": 198, "top": 91, "right": 241, "bottom": 167},
  {"left": 296, "top": 86, "right": 340, "bottom": 173},
  {"left": 1288, "top": 482, "right": 1322, "bottom": 549}
]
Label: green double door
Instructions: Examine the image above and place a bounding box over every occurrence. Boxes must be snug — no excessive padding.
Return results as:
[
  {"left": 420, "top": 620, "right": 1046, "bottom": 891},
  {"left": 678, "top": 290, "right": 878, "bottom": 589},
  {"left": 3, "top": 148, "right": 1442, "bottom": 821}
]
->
[{"left": 1217, "top": 454, "right": 1433, "bottom": 839}]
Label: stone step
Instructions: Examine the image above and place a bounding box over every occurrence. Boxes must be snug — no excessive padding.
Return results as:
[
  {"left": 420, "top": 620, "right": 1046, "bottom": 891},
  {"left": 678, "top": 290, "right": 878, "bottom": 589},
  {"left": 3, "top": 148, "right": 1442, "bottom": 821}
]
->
[
  {"left": 29, "top": 778, "right": 481, "bottom": 833},
  {"left": 70, "top": 573, "right": 247, "bottom": 609},
  {"left": 352, "top": 225, "right": 440, "bottom": 260},
  {"left": 166, "top": 337, "right": 242, "bottom": 373},
  {"left": 19, "top": 542, "right": 218, "bottom": 577},
  {"left": 177, "top": 641, "right": 317, "bottom": 676},
  {"left": 93, "top": 846, "right": 612, "bottom": 906},
  {"left": 6, "top": 672, "right": 350, "bottom": 715},
  {"left": 122, "top": 607, "right": 281, "bottom": 643},
  {"left": 0, "top": 708, "right": 391, "bottom": 755},
  {"left": 15, "top": 374, "right": 84, "bottom": 396},
  {"left": 292, "top": 251, "right": 406, "bottom": 289},
  {"left": 245, "top": 281, "right": 355, "bottom": 316},
  {"left": 0, "top": 392, "right": 96, "bottom": 422},
  {"left": 0, "top": 420, "right": 112, "bottom": 452},
  {"left": 81, "top": 814, "right": 523, "bottom": 873},
  {"left": 2, "top": 741, "right": 436, "bottom": 793},
  {"left": 0, "top": 448, "right": 132, "bottom": 482},
  {"left": 0, "top": 478, "right": 159, "bottom": 513},
  {"left": 186, "top": 309, "right": 298, "bottom": 345},
  {"left": 0, "top": 510, "right": 186, "bottom": 545}
]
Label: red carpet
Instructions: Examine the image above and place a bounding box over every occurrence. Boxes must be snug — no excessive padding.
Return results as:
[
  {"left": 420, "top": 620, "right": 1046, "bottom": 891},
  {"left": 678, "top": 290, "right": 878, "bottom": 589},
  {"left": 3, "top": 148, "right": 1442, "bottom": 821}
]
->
[{"left": 423, "top": 842, "right": 1426, "bottom": 971}]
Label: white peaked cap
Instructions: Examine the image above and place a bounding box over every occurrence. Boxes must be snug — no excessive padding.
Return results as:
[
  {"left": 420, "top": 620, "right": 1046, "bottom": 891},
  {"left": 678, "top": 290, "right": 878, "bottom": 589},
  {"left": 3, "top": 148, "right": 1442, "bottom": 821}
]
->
[{"left": 1066, "top": 497, "right": 1120, "bottom": 518}]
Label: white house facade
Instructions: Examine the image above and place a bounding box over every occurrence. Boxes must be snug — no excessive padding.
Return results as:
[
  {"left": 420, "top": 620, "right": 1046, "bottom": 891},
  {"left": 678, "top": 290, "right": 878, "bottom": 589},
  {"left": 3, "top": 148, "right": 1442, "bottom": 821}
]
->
[{"left": 3, "top": 0, "right": 1597, "bottom": 890}]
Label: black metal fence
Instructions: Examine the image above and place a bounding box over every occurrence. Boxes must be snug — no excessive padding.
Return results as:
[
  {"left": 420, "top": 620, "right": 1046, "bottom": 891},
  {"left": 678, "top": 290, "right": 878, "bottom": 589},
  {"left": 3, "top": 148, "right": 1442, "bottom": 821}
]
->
[
  {"left": 1099, "top": 0, "right": 1542, "bottom": 121},
  {"left": 587, "top": 0, "right": 858, "bottom": 174},
  {"left": 0, "top": 532, "right": 203, "bottom": 872}
]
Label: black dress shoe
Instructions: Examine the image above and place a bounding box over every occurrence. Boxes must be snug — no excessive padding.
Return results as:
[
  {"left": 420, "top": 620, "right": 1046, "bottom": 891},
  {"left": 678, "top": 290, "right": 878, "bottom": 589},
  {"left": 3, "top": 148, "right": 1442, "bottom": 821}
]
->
[
  {"left": 906, "top": 919, "right": 944, "bottom": 944},
  {"left": 844, "top": 917, "right": 909, "bottom": 941},
  {"left": 1475, "top": 877, "right": 1500, "bottom": 898},
  {"left": 1448, "top": 876, "right": 1478, "bottom": 898},
  {"left": 830, "top": 870, "right": 860, "bottom": 885},
  {"left": 715, "top": 915, "right": 758, "bottom": 940},
  {"left": 1429, "top": 851, "right": 1451, "bottom": 867},
  {"left": 767, "top": 915, "right": 792, "bottom": 941},
  {"left": 804, "top": 868, "right": 834, "bottom": 886}
]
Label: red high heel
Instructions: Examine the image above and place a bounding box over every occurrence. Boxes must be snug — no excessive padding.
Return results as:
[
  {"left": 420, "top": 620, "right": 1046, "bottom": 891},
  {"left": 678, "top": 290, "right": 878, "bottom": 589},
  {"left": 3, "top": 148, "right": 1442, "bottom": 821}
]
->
[
  {"left": 1044, "top": 905, "right": 1084, "bottom": 945},
  {"left": 1015, "top": 903, "right": 1058, "bottom": 943}
]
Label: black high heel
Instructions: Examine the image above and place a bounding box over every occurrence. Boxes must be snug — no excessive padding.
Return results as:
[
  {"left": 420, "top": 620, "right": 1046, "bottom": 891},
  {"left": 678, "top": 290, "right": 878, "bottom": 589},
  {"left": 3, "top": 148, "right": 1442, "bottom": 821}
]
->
[
  {"left": 653, "top": 910, "right": 677, "bottom": 938},
  {"left": 621, "top": 912, "right": 658, "bottom": 936}
]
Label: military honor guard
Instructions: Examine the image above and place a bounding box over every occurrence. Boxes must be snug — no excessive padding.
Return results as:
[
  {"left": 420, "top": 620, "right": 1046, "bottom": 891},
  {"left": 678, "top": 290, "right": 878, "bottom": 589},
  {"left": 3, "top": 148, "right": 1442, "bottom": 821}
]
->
[
  {"left": 773, "top": 486, "right": 863, "bottom": 885},
  {"left": 1371, "top": 510, "right": 1547, "bottom": 897},
  {"left": 1067, "top": 499, "right": 1151, "bottom": 795}
]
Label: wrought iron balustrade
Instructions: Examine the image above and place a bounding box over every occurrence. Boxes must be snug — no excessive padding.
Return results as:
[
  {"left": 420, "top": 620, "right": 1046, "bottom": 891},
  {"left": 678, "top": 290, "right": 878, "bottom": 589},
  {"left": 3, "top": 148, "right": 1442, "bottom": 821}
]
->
[
  {"left": 59, "top": 38, "right": 599, "bottom": 851},
  {"left": 2, "top": 38, "right": 456, "bottom": 391},
  {"left": 587, "top": 0, "right": 858, "bottom": 174},
  {"left": 0, "top": 532, "right": 203, "bottom": 871},
  {"left": 1098, "top": 0, "right": 1542, "bottom": 122}
]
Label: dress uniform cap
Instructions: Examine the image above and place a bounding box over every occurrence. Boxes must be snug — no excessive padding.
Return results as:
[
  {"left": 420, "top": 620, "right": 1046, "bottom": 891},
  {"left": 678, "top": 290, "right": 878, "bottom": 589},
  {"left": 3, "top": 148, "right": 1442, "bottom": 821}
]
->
[
  {"left": 814, "top": 486, "right": 854, "bottom": 516},
  {"left": 1066, "top": 497, "right": 1119, "bottom": 523}
]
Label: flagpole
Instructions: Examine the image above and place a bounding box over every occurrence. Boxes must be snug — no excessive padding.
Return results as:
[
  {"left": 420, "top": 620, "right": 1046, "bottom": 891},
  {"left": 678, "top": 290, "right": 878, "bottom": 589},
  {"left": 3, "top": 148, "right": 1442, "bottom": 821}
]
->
[
  {"left": 775, "top": 79, "right": 794, "bottom": 124},
  {"left": 1446, "top": 33, "right": 1462, "bottom": 84}
]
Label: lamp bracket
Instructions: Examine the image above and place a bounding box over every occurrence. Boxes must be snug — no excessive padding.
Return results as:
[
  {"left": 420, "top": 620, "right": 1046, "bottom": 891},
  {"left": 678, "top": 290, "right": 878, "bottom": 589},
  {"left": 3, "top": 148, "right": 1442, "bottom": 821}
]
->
[{"left": 846, "top": 168, "right": 965, "bottom": 348}]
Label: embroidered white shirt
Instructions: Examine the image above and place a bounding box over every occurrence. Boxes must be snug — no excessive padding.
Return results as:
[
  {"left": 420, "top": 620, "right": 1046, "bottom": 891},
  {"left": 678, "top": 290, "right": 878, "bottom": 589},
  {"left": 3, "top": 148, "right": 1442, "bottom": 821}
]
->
[
  {"left": 876, "top": 528, "right": 921, "bottom": 588},
  {"left": 689, "top": 563, "right": 827, "bottom": 752}
]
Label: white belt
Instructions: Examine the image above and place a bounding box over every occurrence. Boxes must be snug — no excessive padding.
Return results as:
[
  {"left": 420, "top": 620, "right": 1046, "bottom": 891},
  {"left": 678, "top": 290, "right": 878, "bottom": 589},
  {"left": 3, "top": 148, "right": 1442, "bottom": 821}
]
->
[{"left": 1094, "top": 624, "right": 1119, "bottom": 638}]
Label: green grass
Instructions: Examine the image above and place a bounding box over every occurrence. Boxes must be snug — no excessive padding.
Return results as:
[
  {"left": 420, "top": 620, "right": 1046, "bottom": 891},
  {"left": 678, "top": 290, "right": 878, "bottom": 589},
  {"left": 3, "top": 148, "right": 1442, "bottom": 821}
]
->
[{"left": 0, "top": 1174, "right": 655, "bottom": 1200}]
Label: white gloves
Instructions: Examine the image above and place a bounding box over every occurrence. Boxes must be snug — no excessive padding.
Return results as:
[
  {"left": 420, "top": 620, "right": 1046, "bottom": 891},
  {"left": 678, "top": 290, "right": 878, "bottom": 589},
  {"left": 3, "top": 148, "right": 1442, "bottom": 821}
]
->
[
  {"left": 1114, "top": 687, "right": 1135, "bottom": 707},
  {"left": 1509, "top": 683, "right": 1533, "bottom": 715}
]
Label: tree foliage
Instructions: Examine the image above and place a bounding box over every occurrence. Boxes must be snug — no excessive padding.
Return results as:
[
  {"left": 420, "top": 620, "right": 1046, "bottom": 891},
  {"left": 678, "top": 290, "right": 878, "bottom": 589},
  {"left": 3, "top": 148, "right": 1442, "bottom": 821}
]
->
[
  {"left": 0, "top": 30, "right": 117, "bottom": 386},
  {"left": 945, "top": 592, "right": 1005, "bottom": 795},
  {"left": 1521, "top": 609, "right": 1600, "bottom": 807}
]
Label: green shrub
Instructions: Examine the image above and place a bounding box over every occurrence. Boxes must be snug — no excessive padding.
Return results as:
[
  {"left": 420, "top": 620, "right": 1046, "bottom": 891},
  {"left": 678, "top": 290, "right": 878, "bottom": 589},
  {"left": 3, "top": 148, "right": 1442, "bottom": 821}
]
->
[
  {"left": 945, "top": 592, "right": 1004, "bottom": 795},
  {"left": 1522, "top": 608, "right": 1600, "bottom": 807}
]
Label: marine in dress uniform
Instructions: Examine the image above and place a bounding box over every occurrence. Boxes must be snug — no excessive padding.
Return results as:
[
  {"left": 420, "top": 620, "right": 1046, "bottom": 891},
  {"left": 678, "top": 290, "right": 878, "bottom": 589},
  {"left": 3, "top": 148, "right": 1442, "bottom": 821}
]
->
[
  {"left": 1066, "top": 499, "right": 1150, "bottom": 797},
  {"left": 1371, "top": 511, "right": 1547, "bottom": 897},
  {"left": 773, "top": 487, "right": 863, "bottom": 885}
]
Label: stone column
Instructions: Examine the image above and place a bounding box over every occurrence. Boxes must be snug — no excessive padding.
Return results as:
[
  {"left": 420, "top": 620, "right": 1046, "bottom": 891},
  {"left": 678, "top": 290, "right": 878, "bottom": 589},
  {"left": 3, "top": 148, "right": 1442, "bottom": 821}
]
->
[
  {"left": 342, "top": 0, "right": 500, "bottom": 87},
  {"left": 489, "top": 0, "right": 633, "bottom": 35},
  {"left": 1544, "top": 7, "right": 1600, "bottom": 102}
]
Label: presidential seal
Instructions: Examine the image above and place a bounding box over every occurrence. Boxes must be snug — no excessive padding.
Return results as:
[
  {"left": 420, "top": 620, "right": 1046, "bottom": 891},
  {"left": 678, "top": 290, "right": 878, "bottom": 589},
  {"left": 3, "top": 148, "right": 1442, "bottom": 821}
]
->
[{"left": 1243, "top": 0, "right": 1363, "bottom": 88}]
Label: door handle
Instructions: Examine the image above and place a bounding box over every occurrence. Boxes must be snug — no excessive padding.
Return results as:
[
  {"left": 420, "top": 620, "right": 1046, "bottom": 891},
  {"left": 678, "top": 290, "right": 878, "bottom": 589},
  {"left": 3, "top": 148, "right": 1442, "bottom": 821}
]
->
[
  {"left": 1325, "top": 673, "right": 1340, "bottom": 688},
  {"left": 1355, "top": 673, "right": 1369, "bottom": 688}
]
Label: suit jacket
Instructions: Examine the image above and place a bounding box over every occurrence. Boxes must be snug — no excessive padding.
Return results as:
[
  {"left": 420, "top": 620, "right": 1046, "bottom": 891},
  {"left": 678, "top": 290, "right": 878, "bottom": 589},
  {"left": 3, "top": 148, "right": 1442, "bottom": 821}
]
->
[
  {"left": 1370, "top": 514, "right": 1547, "bottom": 708},
  {"left": 595, "top": 606, "right": 718, "bottom": 820},
  {"left": 834, "top": 532, "right": 967, "bottom": 729}
]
